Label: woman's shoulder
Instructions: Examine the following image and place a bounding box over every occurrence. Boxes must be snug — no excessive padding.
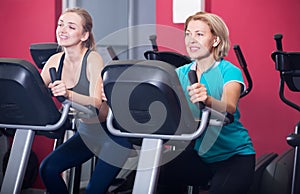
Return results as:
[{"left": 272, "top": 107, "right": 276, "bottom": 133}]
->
[
  {"left": 40, "top": 52, "right": 64, "bottom": 83},
  {"left": 219, "top": 59, "right": 238, "bottom": 68},
  {"left": 87, "top": 50, "right": 103, "bottom": 61},
  {"left": 86, "top": 50, "right": 105, "bottom": 70},
  {"left": 88, "top": 50, "right": 102, "bottom": 57},
  {"left": 42, "top": 52, "right": 64, "bottom": 69},
  {"left": 218, "top": 59, "right": 241, "bottom": 72},
  {"left": 218, "top": 59, "right": 244, "bottom": 82},
  {"left": 47, "top": 52, "right": 64, "bottom": 64}
]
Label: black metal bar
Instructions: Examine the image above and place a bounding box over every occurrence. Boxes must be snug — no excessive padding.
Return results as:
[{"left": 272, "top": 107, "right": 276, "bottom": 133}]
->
[{"left": 233, "top": 45, "right": 253, "bottom": 98}]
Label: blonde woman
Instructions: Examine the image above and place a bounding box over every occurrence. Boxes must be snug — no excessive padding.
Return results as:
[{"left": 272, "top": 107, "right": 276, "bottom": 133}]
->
[{"left": 159, "top": 12, "right": 256, "bottom": 194}]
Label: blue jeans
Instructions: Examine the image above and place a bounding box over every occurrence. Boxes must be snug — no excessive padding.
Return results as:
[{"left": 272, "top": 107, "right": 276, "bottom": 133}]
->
[{"left": 40, "top": 122, "right": 132, "bottom": 194}]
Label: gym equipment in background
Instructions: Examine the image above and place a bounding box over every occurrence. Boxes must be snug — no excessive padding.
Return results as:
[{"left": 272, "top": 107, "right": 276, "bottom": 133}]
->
[
  {"left": 267, "top": 33, "right": 300, "bottom": 194},
  {"left": 30, "top": 42, "right": 60, "bottom": 69}
]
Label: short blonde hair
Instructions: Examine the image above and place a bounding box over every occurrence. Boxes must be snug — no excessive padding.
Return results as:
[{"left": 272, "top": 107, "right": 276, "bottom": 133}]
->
[{"left": 184, "top": 11, "right": 230, "bottom": 61}]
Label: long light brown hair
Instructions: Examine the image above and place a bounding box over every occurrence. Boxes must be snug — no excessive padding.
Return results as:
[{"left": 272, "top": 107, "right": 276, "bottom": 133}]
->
[{"left": 63, "top": 7, "right": 96, "bottom": 51}]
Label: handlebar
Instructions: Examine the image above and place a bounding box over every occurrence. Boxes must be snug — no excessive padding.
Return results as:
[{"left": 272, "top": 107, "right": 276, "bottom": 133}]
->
[
  {"left": 149, "top": 34, "right": 158, "bottom": 52},
  {"left": 233, "top": 45, "right": 253, "bottom": 98},
  {"left": 49, "top": 67, "right": 66, "bottom": 103},
  {"left": 188, "top": 70, "right": 234, "bottom": 125},
  {"left": 49, "top": 67, "right": 97, "bottom": 119},
  {"left": 274, "top": 34, "right": 283, "bottom": 51}
]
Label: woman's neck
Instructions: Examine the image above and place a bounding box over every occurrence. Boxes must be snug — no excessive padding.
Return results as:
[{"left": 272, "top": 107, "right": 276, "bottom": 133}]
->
[
  {"left": 195, "top": 57, "right": 216, "bottom": 74},
  {"left": 64, "top": 45, "right": 88, "bottom": 64},
  {"left": 61, "top": 46, "right": 88, "bottom": 88}
]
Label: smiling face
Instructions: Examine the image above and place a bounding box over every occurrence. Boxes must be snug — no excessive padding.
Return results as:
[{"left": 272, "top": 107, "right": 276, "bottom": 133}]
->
[
  {"left": 56, "top": 12, "right": 88, "bottom": 48},
  {"left": 184, "top": 19, "right": 218, "bottom": 61}
]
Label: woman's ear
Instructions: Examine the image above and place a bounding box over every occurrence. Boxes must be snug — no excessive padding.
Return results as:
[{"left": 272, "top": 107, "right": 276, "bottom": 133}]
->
[
  {"left": 81, "top": 32, "right": 89, "bottom": 42},
  {"left": 213, "top": 36, "right": 220, "bottom": 47}
]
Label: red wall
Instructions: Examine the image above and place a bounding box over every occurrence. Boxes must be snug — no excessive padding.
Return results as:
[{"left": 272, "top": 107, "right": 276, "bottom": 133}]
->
[
  {"left": 0, "top": 0, "right": 61, "bottom": 62},
  {"left": 0, "top": 0, "right": 61, "bottom": 189},
  {"left": 156, "top": 0, "right": 300, "bottom": 157}
]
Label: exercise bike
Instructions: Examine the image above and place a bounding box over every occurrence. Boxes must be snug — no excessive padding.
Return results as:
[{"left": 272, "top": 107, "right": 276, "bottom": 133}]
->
[
  {"left": 0, "top": 53, "right": 98, "bottom": 194},
  {"left": 268, "top": 33, "right": 300, "bottom": 194}
]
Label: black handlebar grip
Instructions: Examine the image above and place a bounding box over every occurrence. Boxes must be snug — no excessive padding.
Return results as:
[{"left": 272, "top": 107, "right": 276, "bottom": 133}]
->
[
  {"left": 188, "top": 70, "right": 234, "bottom": 124},
  {"left": 188, "top": 69, "right": 198, "bottom": 85},
  {"left": 49, "top": 67, "right": 57, "bottom": 83},
  {"left": 188, "top": 70, "right": 205, "bottom": 109},
  {"left": 49, "top": 67, "right": 65, "bottom": 102},
  {"left": 274, "top": 34, "right": 283, "bottom": 51}
]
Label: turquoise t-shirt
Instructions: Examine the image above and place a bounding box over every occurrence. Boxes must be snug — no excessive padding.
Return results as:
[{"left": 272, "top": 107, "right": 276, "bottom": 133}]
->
[{"left": 176, "top": 59, "right": 255, "bottom": 163}]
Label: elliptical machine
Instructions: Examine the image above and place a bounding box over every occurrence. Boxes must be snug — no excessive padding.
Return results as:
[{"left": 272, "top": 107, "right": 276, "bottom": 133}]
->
[{"left": 272, "top": 33, "right": 300, "bottom": 194}]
